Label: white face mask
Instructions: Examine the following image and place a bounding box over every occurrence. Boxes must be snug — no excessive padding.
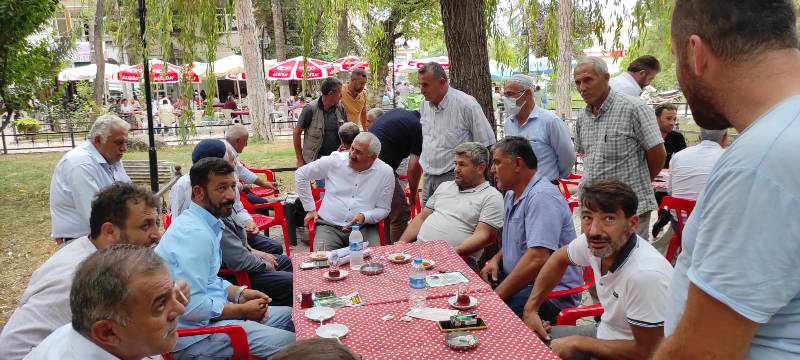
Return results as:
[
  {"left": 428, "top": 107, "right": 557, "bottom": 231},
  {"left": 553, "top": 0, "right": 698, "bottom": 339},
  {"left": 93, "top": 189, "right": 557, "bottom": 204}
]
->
[{"left": 502, "top": 92, "right": 527, "bottom": 117}]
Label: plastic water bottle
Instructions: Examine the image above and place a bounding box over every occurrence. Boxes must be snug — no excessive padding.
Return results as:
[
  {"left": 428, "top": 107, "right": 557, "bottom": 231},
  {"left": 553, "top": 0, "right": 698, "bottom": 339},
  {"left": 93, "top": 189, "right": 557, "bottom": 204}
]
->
[
  {"left": 409, "top": 257, "right": 427, "bottom": 311},
  {"left": 349, "top": 225, "right": 364, "bottom": 271}
]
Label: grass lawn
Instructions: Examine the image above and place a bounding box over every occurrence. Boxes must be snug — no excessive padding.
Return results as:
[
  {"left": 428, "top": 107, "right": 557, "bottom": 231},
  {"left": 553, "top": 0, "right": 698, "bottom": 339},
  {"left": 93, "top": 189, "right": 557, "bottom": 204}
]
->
[{"left": 0, "top": 139, "right": 298, "bottom": 325}]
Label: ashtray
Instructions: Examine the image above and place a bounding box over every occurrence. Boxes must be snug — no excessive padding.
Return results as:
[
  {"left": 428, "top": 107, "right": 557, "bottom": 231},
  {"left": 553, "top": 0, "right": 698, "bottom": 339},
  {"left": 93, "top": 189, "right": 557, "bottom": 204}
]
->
[
  {"left": 360, "top": 263, "right": 384, "bottom": 275},
  {"left": 445, "top": 331, "right": 480, "bottom": 351}
]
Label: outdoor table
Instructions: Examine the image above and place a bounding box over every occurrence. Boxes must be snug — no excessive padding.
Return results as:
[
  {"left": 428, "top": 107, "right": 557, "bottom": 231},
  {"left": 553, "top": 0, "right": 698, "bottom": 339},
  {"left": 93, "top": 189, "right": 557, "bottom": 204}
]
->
[
  {"left": 291, "top": 240, "right": 558, "bottom": 359},
  {"left": 652, "top": 169, "right": 670, "bottom": 193}
]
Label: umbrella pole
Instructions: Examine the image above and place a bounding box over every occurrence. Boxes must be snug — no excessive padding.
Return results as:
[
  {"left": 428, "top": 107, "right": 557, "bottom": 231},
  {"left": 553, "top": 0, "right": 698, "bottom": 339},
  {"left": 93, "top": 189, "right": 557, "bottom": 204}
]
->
[{"left": 138, "top": 0, "right": 159, "bottom": 193}]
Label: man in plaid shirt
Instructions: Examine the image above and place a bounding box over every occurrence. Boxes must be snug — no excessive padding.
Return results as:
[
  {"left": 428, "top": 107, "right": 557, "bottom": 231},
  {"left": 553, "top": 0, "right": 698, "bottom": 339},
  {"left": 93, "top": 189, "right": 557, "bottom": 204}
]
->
[{"left": 573, "top": 57, "right": 667, "bottom": 238}]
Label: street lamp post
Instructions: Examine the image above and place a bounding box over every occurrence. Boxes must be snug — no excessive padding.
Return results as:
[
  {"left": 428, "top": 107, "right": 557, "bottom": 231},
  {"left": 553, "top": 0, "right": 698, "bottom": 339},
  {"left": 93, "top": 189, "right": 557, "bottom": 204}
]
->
[{"left": 137, "top": 0, "right": 158, "bottom": 193}]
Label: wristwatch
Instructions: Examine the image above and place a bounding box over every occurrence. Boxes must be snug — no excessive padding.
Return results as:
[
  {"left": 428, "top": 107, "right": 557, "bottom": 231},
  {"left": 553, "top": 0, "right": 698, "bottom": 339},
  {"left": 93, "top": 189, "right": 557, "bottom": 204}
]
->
[{"left": 234, "top": 285, "right": 248, "bottom": 304}]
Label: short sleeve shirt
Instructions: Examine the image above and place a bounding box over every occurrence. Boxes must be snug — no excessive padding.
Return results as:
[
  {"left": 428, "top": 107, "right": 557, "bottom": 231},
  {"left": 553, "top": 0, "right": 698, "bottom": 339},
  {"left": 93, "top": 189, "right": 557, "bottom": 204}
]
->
[
  {"left": 341, "top": 84, "right": 367, "bottom": 125},
  {"left": 419, "top": 181, "right": 504, "bottom": 262},
  {"left": 574, "top": 90, "right": 664, "bottom": 214},
  {"left": 297, "top": 101, "right": 342, "bottom": 157},
  {"left": 568, "top": 234, "right": 673, "bottom": 340},
  {"left": 665, "top": 96, "right": 800, "bottom": 358},
  {"left": 501, "top": 176, "right": 581, "bottom": 309},
  {"left": 370, "top": 109, "right": 423, "bottom": 170}
]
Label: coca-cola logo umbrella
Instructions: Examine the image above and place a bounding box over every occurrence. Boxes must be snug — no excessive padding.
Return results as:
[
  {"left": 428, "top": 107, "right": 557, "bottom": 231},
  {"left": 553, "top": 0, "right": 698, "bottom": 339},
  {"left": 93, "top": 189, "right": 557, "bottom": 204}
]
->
[{"left": 266, "top": 56, "right": 336, "bottom": 80}]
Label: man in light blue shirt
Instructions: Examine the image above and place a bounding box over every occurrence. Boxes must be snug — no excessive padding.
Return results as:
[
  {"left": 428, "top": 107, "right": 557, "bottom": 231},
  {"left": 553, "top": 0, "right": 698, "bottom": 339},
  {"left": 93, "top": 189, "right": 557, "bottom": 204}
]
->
[
  {"left": 655, "top": 1, "right": 800, "bottom": 359},
  {"left": 156, "top": 158, "right": 295, "bottom": 358},
  {"left": 502, "top": 74, "right": 575, "bottom": 183},
  {"left": 49, "top": 115, "right": 131, "bottom": 243},
  {"left": 481, "top": 137, "right": 581, "bottom": 320}
]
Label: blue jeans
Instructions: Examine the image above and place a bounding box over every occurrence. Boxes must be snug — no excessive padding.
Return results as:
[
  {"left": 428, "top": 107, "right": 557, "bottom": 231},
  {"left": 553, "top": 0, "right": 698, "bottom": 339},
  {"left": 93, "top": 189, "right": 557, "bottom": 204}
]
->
[
  {"left": 497, "top": 271, "right": 562, "bottom": 322},
  {"left": 248, "top": 234, "right": 284, "bottom": 255},
  {"left": 172, "top": 306, "right": 295, "bottom": 359}
]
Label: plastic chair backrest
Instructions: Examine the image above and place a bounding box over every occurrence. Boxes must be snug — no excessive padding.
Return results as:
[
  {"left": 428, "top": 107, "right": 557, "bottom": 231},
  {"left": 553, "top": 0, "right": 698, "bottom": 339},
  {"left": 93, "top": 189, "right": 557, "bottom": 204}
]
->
[
  {"left": 660, "top": 196, "right": 697, "bottom": 263},
  {"left": 162, "top": 212, "right": 172, "bottom": 230}
]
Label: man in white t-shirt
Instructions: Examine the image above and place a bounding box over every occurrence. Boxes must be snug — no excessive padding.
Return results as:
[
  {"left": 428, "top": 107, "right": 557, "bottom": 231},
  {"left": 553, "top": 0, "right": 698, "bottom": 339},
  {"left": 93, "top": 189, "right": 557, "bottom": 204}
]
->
[
  {"left": 523, "top": 180, "right": 673, "bottom": 360},
  {"left": 398, "top": 142, "right": 503, "bottom": 270},
  {"left": 668, "top": 128, "right": 726, "bottom": 200},
  {"left": 609, "top": 56, "right": 661, "bottom": 98}
]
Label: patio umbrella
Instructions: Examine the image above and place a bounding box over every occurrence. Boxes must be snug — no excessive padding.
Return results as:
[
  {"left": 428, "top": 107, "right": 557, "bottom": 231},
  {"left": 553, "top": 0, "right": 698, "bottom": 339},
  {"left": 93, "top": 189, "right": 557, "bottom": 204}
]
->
[
  {"left": 58, "top": 63, "right": 121, "bottom": 81},
  {"left": 266, "top": 56, "right": 336, "bottom": 80},
  {"left": 408, "top": 56, "right": 449, "bottom": 71},
  {"left": 115, "top": 60, "right": 200, "bottom": 83},
  {"left": 222, "top": 59, "right": 278, "bottom": 80},
  {"left": 332, "top": 56, "right": 367, "bottom": 72}
]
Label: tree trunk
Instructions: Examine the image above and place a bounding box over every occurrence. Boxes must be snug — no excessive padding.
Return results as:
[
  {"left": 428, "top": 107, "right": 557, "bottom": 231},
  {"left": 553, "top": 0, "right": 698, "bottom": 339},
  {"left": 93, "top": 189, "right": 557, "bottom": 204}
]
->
[
  {"left": 92, "top": 0, "right": 105, "bottom": 107},
  {"left": 237, "top": 0, "right": 273, "bottom": 141},
  {"left": 555, "top": 0, "right": 573, "bottom": 120},
  {"left": 335, "top": 7, "right": 349, "bottom": 57},
  {"left": 271, "top": 0, "right": 289, "bottom": 105},
  {"left": 440, "top": 0, "right": 496, "bottom": 132}
]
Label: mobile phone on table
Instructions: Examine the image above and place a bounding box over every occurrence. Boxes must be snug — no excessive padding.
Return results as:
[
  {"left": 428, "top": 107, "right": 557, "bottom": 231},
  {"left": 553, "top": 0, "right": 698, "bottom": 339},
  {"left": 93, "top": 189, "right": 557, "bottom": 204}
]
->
[{"left": 437, "top": 318, "right": 488, "bottom": 332}]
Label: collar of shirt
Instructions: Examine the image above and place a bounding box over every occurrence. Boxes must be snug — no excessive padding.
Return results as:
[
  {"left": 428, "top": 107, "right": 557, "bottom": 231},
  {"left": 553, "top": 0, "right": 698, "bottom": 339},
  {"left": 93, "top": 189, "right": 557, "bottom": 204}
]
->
[
  {"left": 622, "top": 72, "right": 642, "bottom": 92},
  {"left": 509, "top": 176, "right": 544, "bottom": 207},
  {"left": 510, "top": 105, "right": 544, "bottom": 127},
  {"left": 608, "top": 233, "right": 638, "bottom": 273},
  {"left": 431, "top": 86, "right": 453, "bottom": 112},
  {"left": 83, "top": 141, "right": 110, "bottom": 166},
  {"left": 187, "top": 202, "right": 223, "bottom": 236},
  {"left": 458, "top": 181, "right": 491, "bottom": 194},
  {"left": 583, "top": 88, "right": 618, "bottom": 118},
  {"left": 697, "top": 140, "right": 723, "bottom": 150}
]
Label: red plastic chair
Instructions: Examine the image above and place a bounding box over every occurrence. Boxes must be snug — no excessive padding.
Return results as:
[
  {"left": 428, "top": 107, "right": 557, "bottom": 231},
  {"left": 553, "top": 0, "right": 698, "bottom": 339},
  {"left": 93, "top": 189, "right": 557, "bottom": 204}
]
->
[
  {"left": 398, "top": 175, "right": 422, "bottom": 219},
  {"left": 217, "top": 267, "right": 252, "bottom": 287},
  {"left": 659, "top": 196, "right": 697, "bottom": 263},
  {"left": 545, "top": 267, "right": 594, "bottom": 301},
  {"left": 239, "top": 191, "right": 292, "bottom": 257},
  {"left": 162, "top": 212, "right": 173, "bottom": 230},
  {"left": 240, "top": 162, "right": 279, "bottom": 198},
  {"left": 162, "top": 325, "right": 253, "bottom": 360},
  {"left": 307, "top": 199, "right": 385, "bottom": 252},
  {"left": 556, "top": 303, "right": 605, "bottom": 326},
  {"left": 558, "top": 179, "right": 580, "bottom": 214}
]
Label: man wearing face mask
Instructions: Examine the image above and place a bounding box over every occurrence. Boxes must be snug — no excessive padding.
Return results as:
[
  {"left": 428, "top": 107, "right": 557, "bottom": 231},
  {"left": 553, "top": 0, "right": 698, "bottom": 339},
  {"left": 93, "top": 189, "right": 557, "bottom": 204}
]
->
[{"left": 502, "top": 74, "right": 575, "bottom": 184}]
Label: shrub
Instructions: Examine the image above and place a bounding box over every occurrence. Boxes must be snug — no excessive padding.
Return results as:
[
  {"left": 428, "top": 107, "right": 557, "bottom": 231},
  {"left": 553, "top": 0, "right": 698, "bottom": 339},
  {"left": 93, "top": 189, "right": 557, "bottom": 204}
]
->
[{"left": 14, "top": 117, "right": 42, "bottom": 134}]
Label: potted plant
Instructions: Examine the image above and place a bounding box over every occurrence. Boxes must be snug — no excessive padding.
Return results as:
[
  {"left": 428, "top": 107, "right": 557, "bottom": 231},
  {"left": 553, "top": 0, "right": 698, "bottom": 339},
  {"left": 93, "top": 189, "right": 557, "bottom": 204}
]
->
[{"left": 14, "top": 117, "right": 42, "bottom": 140}]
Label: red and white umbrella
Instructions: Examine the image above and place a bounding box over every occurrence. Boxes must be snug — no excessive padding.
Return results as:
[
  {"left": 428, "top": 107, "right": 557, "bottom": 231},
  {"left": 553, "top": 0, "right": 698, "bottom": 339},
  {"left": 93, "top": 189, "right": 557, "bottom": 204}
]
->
[
  {"left": 408, "top": 56, "right": 449, "bottom": 71},
  {"left": 115, "top": 60, "right": 200, "bottom": 83},
  {"left": 266, "top": 56, "right": 336, "bottom": 80},
  {"left": 332, "top": 56, "right": 367, "bottom": 72}
]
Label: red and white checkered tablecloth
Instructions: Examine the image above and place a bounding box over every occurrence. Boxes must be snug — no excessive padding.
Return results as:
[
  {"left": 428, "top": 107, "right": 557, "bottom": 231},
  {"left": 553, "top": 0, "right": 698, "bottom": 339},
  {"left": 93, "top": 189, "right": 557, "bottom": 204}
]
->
[
  {"left": 292, "top": 241, "right": 558, "bottom": 359},
  {"left": 292, "top": 240, "right": 493, "bottom": 305}
]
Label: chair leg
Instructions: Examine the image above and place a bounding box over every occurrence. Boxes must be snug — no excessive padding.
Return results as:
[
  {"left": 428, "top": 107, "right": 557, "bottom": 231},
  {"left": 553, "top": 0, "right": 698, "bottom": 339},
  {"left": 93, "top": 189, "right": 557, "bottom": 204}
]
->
[{"left": 280, "top": 220, "right": 291, "bottom": 257}]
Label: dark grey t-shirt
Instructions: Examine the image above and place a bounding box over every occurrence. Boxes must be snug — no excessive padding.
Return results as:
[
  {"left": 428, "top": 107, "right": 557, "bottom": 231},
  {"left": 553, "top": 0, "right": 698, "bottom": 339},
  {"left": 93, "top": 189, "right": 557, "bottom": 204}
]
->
[{"left": 297, "top": 101, "right": 341, "bottom": 158}]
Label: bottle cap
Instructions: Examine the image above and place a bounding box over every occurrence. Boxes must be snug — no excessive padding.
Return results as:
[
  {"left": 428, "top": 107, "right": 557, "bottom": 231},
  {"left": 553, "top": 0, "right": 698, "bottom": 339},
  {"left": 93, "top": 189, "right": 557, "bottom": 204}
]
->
[
  {"left": 413, "top": 257, "right": 423, "bottom": 264},
  {"left": 352, "top": 225, "right": 360, "bottom": 231}
]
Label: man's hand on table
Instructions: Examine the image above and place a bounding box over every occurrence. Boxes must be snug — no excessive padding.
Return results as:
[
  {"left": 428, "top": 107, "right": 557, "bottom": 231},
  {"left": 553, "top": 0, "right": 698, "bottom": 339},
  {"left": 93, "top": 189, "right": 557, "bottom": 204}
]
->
[
  {"left": 479, "top": 258, "right": 500, "bottom": 284},
  {"left": 523, "top": 310, "right": 552, "bottom": 342}
]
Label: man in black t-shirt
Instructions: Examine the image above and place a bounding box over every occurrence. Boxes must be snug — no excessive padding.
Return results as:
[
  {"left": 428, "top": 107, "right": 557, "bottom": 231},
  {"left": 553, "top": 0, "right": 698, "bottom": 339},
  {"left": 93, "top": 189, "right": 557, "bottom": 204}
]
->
[
  {"left": 369, "top": 108, "right": 423, "bottom": 243},
  {"left": 655, "top": 103, "right": 687, "bottom": 168},
  {"left": 652, "top": 103, "right": 687, "bottom": 237}
]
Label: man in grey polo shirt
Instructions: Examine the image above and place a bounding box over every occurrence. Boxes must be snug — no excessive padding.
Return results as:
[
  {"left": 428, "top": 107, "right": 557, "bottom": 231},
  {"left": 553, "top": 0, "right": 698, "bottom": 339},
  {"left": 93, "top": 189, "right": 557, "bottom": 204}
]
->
[
  {"left": 398, "top": 142, "right": 503, "bottom": 270},
  {"left": 417, "top": 62, "right": 497, "bottom": 205},
  {"left": 482, "top": 136, "right": 581, "bottom": 320},
  {"left": 574, "top": 57, "right": 667, "bottom": 238}
]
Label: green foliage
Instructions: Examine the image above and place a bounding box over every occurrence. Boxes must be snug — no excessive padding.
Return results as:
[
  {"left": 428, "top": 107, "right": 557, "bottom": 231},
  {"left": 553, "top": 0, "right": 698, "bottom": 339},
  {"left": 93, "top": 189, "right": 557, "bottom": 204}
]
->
[
  {"left": 69, "top": 82, "right": 104, "bottom": 128},
  {"left": 0, "top": 0, "right": 64, "bottom": 125},
  {"left": 620, "top": 2, "right": 678, "bottom": 90},
  {"left": 14, "top": 117, "right": 42, "bottom": 133}
]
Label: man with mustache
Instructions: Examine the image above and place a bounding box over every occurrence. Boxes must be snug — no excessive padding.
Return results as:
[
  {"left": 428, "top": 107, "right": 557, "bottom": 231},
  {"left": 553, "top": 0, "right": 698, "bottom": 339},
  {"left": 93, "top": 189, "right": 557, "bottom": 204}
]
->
[
  {"left": 24, "top": 245, "right": 186, "bottom": 359},
  {"left": 156, "top": 158, "right": 295, "bottom": 359},
  {"left": 0, "top": 183, "right": 183, "bottom": 360},
  {"left": 482, "top": 137, "right": 581, "bottom": 320},
  {"left": 523, "top": 180, "right": 673, "bottom": 360},
  {"left": 573, "top": 57, "right": 667, "bottom": 239},
  {"left": 295, "top": 132, "right": 394, "bottom": 250},
  {"left": 655, "top": 1, "right": 800, "bottom": 358},
  {"left": 341, "top": 69, "right": 369, "bottom": 130}
]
